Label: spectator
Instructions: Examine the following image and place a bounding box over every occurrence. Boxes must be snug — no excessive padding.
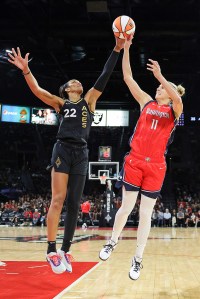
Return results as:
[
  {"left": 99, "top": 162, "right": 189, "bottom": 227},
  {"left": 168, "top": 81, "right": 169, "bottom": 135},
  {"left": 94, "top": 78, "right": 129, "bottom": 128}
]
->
[
  {"left": 152, "top": 209, "right": 158, "bottom": 227},
  {"left": 163, "top": 209, "right": 172, "bottom": 227},
  {"left": 32, "top": 209, "right": 41, "bottom": 226},
  {"left": 177, "top": 209, "right": 185, "bottom": 227},
  {"left": 81, "top": 199, "right": 94, "bottom": 228},
  {"left": 22, "top": 208, "right": 33, "bottom": 226},
  {"left": 157, "top": 209, "right": 164, "bottom": 227},
  {"left": 195, "top": 210, "right": 200, "bottom": 227},
  {"left": 185, "top": 212, "right": 196, "bottom": 227}
]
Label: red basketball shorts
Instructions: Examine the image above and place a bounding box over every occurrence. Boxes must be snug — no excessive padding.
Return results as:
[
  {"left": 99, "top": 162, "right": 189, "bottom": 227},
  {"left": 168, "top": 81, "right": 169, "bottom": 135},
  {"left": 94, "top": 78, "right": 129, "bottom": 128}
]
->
[{"left": 116, "top": 152, "right": 167, "bottom": 199}]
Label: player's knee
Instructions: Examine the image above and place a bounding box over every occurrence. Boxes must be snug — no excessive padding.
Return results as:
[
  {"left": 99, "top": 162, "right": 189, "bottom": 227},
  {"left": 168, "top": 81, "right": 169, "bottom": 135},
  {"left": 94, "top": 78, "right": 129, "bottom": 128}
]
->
[
  {"left": 51, "top": 195, "right": 65, "bottom": 212},
  {"left": 139, "top": 208, "right": 151, "bottom": 220},
  {"left": 118, "top": 205, "right": 132, "bottom": 217}
]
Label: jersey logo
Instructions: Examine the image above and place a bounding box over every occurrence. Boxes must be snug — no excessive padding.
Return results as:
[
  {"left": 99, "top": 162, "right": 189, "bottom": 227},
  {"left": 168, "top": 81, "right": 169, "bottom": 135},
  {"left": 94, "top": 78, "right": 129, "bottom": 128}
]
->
[
  {"left": 55, "top": 157, "right": 61, "bottom": 168},
  {"left": 146, "top": 107, "right": 169, "bottom": 118},
  {"left": 63, "top": 108, "right": 76, "bottom": 118},
  {"left": 82, "top": 106, "right": 88, "bottom": 128}
]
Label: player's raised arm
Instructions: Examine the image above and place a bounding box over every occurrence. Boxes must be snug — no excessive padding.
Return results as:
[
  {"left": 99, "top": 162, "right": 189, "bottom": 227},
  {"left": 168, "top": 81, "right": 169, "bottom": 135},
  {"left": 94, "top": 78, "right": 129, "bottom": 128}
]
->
[
  {"left": 122, "top": 36, "right": 152, "bottom": 109},
  {"left": 8, "top": 47, "right": 64, "bottom": 112},
  {"left": 147, "top": 59, "right": 184, "bottom": 119},
  {"left": 84, "top": 37, "right": 124, "bottom": 112}
]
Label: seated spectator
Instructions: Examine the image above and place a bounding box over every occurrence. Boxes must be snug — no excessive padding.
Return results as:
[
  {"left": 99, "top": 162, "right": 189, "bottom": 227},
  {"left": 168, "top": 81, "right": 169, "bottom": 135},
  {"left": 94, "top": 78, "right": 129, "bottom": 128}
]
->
[
  {"left": 157, "top": 209, "right": 164, "bottom": 227},
  {"left": 164, "top": 209, "right": 172, "bottom": 227},
  {"left": 177, "top": 209, "right": 185, "bottom": 227},
  {"left": 22, "top": 208, "right": 33, "bottom": 226},
  {"left": 40, "top": 207, "right": 48, "bottom": 227},
  {"left": 32, "top": 209, "right": 41, "bottom": 226},
  {"left": 152, "top": 209, "right": 158, "bottom": 227},
  {"left": 195, "top": 210, "right": 200, "bottom": 227},
  {"left": 185, "top": 212, "right": 196, "bottom": 227}
]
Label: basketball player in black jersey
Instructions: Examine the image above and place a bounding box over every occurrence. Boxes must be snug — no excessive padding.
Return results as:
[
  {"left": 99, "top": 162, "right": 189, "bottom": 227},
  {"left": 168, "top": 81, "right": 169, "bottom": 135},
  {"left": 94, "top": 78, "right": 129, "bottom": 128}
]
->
[{"left": 8, "top": 37, "right": 124, "bottom": 274}]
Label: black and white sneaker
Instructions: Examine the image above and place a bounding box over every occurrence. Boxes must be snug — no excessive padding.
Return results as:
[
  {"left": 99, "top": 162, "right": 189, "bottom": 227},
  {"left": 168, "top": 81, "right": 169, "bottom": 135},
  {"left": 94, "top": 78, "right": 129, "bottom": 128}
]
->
[
  {"left": 99, "top": 240, "right": 117, "bottom": 261},
  {"left": 129, "top": 256, "right": 143, "bottom": 280}
]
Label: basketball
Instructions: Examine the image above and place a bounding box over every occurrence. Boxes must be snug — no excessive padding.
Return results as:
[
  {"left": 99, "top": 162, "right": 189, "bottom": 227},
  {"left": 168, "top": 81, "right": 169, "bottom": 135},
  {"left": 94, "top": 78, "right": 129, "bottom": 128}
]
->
[{"left": 112, "top": 15, "right": 135, "bottom": 39}]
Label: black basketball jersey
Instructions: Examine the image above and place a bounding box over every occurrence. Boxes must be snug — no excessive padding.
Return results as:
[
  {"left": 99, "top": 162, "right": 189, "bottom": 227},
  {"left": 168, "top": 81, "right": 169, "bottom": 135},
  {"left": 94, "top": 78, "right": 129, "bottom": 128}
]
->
[{"left": 56, "top": 98, "right": 94, "bottom": 145}]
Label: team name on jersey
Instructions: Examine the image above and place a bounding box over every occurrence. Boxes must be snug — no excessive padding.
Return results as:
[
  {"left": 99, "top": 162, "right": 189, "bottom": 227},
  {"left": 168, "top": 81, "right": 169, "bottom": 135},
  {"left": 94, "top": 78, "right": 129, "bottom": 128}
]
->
[
  {"left": 82, "top": 106, "right": 88, "bottom": 128},
  {"left": 146, "top": 107, "right": 169, "bottom": 119}
]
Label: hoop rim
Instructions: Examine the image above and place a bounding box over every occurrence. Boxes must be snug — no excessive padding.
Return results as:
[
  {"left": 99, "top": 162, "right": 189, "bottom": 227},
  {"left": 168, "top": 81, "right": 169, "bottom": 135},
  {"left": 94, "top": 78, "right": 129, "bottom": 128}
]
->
[{"left": 99, "top": 175, "right": 107, "bottom": 184}]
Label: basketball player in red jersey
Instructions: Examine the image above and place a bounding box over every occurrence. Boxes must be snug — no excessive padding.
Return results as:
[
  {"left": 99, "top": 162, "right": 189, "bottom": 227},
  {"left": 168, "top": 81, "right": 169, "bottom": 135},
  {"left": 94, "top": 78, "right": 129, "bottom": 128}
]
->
[
  {"left": 99, "top": 35, "right": 185, "bottom": 280},
  {"left": 8, "top": 37, "right": 125, "bottom": 274}
]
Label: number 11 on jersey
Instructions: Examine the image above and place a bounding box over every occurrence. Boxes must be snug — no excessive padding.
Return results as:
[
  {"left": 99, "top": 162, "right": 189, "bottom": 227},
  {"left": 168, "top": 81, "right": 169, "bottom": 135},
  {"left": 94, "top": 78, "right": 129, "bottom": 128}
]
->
[{"left": 151, "top": 119, "right": 158, "bottom": 130}]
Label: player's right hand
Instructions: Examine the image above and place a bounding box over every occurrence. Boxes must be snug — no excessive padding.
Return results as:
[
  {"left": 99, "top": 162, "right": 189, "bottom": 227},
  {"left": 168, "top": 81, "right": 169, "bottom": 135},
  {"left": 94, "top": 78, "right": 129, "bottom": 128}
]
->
[
  {"left": 8, "top": 47, "right": 30, "bottom": 71},
  {"left": 124, "top": 34, "right": 134, "bottom": 50}
]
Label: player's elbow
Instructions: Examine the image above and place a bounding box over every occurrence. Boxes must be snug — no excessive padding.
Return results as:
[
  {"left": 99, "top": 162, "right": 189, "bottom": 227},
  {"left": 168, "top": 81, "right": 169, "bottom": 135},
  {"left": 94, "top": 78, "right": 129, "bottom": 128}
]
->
[
  {"left": 172, "top": 95, "right": 182, "bottom": 106},
  {"left": 123, "top": 75, "right": 132, "bottom": 83},
  {"left": 32, "top": 86, "right": 42, "bottom": 97},
  {"left": 35, "top": 87, "right": 48, "bottom": 98}
]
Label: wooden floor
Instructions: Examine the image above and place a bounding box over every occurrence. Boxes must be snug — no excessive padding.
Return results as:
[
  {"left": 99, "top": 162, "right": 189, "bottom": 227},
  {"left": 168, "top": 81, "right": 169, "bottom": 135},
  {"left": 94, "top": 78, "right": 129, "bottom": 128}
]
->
[{"left": 1, "top": 225, "right": 200, "bottom": 299}]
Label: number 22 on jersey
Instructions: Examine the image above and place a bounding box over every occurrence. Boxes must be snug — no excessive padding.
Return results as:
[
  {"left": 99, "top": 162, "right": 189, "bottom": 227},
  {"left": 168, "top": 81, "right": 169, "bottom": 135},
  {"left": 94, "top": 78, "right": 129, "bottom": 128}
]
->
[{"left": 64, "top": 108, "right": 76, "bottom": 118}]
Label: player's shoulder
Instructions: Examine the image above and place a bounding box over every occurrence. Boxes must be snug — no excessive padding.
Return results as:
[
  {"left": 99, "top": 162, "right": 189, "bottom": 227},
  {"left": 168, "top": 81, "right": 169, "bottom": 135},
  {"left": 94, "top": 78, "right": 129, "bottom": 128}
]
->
[{"left": 141, "top": 99, "right": 155, "bottom": 111}]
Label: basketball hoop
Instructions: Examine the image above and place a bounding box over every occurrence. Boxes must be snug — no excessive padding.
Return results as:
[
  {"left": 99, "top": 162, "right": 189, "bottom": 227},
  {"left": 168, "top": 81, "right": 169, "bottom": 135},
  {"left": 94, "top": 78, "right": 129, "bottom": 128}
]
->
[{"left": 100, "top": 175, "right": 107, "bottom": 185}]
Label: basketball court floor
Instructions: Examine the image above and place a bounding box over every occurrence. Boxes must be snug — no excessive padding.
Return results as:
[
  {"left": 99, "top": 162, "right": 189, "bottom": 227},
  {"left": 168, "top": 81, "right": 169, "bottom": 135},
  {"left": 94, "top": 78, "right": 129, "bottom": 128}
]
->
[{"left": 1, "top": 226, "right": 200, "bottom": 299}]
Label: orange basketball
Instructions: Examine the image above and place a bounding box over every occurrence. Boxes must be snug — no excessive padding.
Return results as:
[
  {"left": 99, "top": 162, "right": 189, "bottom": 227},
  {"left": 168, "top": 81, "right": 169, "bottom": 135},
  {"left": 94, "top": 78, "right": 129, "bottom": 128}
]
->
[{"left": 112, "top": 15, "right": 136, "bottom": 39}]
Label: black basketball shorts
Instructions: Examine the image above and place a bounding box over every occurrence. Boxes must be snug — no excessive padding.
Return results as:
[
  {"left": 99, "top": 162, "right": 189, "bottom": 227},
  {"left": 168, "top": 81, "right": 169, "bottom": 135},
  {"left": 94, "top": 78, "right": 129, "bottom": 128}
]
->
[{"left": 51, "top": 140, "right": 89, "bottom": 175}]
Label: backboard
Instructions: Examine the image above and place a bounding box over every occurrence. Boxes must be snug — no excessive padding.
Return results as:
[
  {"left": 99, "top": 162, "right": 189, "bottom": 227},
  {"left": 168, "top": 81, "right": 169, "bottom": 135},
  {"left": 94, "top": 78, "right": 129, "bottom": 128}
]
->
[{"left": 88, "top": 161, "right": 119, "bottom": 180}]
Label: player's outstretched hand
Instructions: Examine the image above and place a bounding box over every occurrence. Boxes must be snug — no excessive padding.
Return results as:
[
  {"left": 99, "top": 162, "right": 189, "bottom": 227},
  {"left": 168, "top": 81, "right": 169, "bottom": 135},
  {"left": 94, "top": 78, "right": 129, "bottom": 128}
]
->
[
  {"left": 146, "top": 59, "right": 162, "bottom": 79},
  {"left": 124, "top": 34, "right": 134, "bottom": 50},
  {"left": 114, "top": 37, "right": 125, "bottom": 52},
  {"left": 8, "top": 47, "right": 30, "bottom": 72}
]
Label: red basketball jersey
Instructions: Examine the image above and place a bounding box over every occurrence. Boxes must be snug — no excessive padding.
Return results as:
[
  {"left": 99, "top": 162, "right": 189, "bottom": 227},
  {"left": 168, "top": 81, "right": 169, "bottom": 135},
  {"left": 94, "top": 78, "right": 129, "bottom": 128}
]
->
[{"left": 129, "top": 100, "right": 177, "bottom": 162}]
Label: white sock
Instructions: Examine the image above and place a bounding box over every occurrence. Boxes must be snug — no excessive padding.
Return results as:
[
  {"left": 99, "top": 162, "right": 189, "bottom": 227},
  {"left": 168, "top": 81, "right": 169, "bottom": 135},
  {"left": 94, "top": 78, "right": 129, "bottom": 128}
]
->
[
  {"left": 111, "top": 188, "right": 139, "bottom": 244},
  {"left": 135, "top": 195, "right": 156, "bottom": 259}
]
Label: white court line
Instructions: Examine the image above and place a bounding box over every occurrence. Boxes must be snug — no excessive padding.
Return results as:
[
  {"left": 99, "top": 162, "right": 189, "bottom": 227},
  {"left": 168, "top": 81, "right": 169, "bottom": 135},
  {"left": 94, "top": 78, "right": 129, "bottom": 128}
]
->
[
  {"left": 53, "top": 261, "right": 102, "bottom": 299},
  {"left": 68, "top": 291, "right": 87, "bottom": 293},
  {"left": 84, "top": 278, "right": 96, "bottom": 280},
  {"left": 0, "top": 262, "right": 6, "bottom": 266},
  {"left": 60, "top": 297, "right": 82, "bottom": 299},
  {"left": 6, "top": 273, "right": 19, "bottom": 275}
]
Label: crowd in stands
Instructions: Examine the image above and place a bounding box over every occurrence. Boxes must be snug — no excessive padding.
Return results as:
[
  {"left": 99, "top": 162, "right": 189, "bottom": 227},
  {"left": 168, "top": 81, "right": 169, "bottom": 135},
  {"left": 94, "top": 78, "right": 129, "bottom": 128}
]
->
[{"left": 1, "top": 186, "right": 200, "bottom": 228}]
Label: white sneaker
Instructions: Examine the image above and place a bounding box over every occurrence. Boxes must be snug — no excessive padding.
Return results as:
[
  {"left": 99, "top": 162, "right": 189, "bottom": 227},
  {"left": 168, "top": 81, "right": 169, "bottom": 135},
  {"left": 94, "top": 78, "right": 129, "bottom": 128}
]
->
[
  {"left": 57, "top": 249, "right": 74, "bottom": 273},
  {"left": 46, "top": 252, "right": 66, "bottom": 274},
  {"left": 99, "top": 240, "right": 117, "bottom": 261},
  {"left": 129, "top": 256, "right": 143, "bottom": 280}
]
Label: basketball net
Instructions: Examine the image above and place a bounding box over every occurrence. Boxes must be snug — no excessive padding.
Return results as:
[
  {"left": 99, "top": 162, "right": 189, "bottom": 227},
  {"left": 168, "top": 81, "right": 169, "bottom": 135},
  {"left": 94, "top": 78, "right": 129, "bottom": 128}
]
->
[{"left": 100, "top": 175, "right": 107, "bottom": 185}]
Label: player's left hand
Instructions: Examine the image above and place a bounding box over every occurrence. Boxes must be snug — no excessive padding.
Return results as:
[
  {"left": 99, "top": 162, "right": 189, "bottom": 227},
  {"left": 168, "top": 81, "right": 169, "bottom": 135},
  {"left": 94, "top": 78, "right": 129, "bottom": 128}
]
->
[{"left": 147, "top": 59, "right": 162, "bottom": 78}]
